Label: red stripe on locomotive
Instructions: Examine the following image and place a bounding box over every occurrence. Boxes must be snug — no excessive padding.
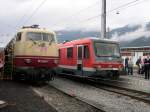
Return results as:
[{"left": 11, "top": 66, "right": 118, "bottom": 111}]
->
[{"left": 14, "top": 55, "right": 58, "bottom": 68}]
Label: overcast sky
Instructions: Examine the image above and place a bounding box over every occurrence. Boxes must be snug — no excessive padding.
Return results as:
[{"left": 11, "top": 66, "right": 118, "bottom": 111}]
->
[{"left": 0, "top": 0, "right": 150, "bottom": 34}]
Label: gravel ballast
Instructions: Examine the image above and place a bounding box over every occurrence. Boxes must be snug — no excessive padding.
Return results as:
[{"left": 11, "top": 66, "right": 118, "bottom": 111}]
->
[
  {"left": 33, "top": 85, "right": 102, "bottom": 112},
  {"left": 49, "top": 77, "right": 150, "bottom": 112}
]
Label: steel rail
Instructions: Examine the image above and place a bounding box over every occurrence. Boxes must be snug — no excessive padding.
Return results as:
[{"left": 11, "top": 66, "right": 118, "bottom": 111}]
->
[{"left": 56, "top": 74, "right": 150, "bottom": 104}]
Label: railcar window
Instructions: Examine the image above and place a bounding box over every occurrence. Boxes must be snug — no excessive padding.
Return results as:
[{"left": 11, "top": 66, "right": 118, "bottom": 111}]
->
[
  {"left": 67, "top": 47, "right": 73, "bottom": 58},
  {"left": 16, "top": 32, "right": 22, "bottom": 41},
  {"left": 84, "top": 45, "right": 89, "bottom": 59},
  {"left": 78, "top": 46, "right": 83, "bottom": 59},
  {"left": 95, "top": 42, "right": 120, "bottom": 58}
]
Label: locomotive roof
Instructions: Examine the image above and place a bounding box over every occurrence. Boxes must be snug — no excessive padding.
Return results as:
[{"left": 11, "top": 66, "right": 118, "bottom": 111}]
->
[
  {"left": 59, "top": 37, "right": 119, "bottom": 47},
  {"left": 18, "top": 28, "right": 56, "bottom": 35}
]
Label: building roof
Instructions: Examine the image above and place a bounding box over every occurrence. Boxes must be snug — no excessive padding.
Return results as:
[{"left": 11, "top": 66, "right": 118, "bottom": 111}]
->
[{"left": 121, "top": 46, "right": 150, "bottom": 49}]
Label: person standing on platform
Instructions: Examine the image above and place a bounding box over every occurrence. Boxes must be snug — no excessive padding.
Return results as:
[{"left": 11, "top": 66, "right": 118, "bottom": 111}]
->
[
  {"left": 128, "top": 58, "right": 133, "bottom": 75},
  {"left": 136, "top": 56, "right": 142, "bottom": 74},
  {"left": 144, "top": 55, "right": 150, "bottom": 79},
  {"left": 125, "top": 57, "right": 129, "bottom": 74}
]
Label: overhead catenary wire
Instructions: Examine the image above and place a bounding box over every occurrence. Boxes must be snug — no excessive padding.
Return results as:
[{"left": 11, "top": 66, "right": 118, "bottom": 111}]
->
[
  {"left": 21, "top": 0, "right": 48, "bottom": 26},
  {"left": 108, "top": 0, "right": 148, "bottom": 14},
  {"left": 51, "top": 0, "right": 100, "bottom": 27},
  {"left": 1, "top": 0, "right": 147, "bottom": 33},
  {"left": 56, "top": 0, "right": 147, "bottom": 31},
  {"left": 15, "top": 0, "right": 36, "bottom": 28},
  {"left": 107, "top": 0, "right": 141, "bottom": 13},
  {"left": 65, "top": 15, "right": 101, "bottom": 29}
]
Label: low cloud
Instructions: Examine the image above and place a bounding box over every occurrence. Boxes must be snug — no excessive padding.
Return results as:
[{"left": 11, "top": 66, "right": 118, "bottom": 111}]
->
[{"left": 111, "top": 23, "right": 150, "bottom": 42}]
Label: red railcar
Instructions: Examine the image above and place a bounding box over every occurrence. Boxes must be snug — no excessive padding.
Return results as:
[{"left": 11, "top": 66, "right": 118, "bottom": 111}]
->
[{"left": 57, "top": 37, "right": 123, "bottom": 79}]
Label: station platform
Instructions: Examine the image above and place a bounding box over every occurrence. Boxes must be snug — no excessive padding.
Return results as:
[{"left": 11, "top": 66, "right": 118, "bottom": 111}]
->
[
  {"left": 120, "top": 73, "right": 150, "bottom": 93},
  {"left": 0, "top": 81, "right": 57, "bottom": 112}
]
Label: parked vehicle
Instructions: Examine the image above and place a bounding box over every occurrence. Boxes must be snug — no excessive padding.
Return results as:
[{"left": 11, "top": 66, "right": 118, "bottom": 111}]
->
[
  {"left": 57, "top": 37, "right": 123, "bottom": 79},
  {"left": 6, "top": 25, "right": 59, "bottom": 81}
]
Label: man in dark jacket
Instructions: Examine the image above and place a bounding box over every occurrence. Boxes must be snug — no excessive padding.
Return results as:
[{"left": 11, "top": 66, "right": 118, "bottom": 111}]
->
[
  {"left": 144, "top": 55, "right": 150, "bottom": 79},
  {"left": 125, "top": 57, "right": 129, "bottom": 73}
]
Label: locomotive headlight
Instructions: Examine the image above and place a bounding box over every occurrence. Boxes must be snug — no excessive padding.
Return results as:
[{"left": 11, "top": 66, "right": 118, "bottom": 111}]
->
[
  {"left": 24, "top": 59, "right": 32, "bottom": 64},
  {"left": 54, "top": 59, "right": 58, "bottom": 64}
]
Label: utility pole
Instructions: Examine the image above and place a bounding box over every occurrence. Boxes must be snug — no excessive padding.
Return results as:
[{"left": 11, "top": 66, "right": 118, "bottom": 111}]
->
[
  {"left": 107, "top": 27, "right": 110, "bottom": 39},
  {"left": 101, "top": 0, "right": 106, "bottom": 39}
]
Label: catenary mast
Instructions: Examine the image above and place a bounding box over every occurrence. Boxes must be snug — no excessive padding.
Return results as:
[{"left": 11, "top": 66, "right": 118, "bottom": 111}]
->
[{"left": 101, "top": 0, "right": 106, "bottom": 39}]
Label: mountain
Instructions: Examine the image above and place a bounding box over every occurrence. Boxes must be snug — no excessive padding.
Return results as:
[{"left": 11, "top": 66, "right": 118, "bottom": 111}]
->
[
  {"left": 56, "top": 22, "right": 150, "bottom": 47},
  {"left": 56, "top": 30, "right": 100, "bottom": 42},
  {"left": 120, "top": 37, "right": 150, "bottom": 47},
  {"left": 109, "top": 25, "right": 141, "bottom": 38}
]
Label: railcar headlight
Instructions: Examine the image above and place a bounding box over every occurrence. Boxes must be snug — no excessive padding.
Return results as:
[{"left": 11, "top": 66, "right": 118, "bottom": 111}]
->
[
  {"left": 95, "top": 65, "right": 101, "bottom": 70},
  {"left": 98, "top": 65, "right": 101, "bottom": 68}
]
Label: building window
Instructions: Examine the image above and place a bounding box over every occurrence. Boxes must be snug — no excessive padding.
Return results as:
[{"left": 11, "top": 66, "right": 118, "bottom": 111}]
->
[
  {"left": 84, "top": 45, "right": 90, "bottom": 59},
  {"left": 143, "top": 52, "right": 150, "bottom": 56},
  {"left": 67, "top": 47, "right": 73, "bottom": 58}
]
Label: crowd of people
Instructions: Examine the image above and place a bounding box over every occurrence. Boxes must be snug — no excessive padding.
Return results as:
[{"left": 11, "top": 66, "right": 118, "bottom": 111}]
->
[{"left": 124, "top": 55, "right": 150, "bottom": 79}]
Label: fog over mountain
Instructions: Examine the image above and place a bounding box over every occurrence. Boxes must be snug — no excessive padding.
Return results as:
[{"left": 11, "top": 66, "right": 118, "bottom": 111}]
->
[
  {"left": 57, "top": 22, "right": 150, "bottom": 47},
  {"left": 0, "top": 22, "right": 150, "bottom": 48}
]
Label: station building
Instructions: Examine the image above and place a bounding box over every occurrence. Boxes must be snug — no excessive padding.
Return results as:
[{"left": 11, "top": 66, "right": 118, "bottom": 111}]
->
[{"left": 120, "top": 46, "right": 150, "bottom": 66}]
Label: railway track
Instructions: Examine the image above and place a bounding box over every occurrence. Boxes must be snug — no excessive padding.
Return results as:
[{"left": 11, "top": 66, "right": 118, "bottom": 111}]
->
[
  {"left": 86, "top": 77, "right": 150, "bottom": 104},
  {"left": 56, "top": 74, "right": 150, "bottom": 105},
  {"left": 33, "top": 84, "right": 105, "bottom": 112}
]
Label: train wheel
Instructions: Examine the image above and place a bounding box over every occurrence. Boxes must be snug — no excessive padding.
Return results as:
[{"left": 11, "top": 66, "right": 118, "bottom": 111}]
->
[
  {"left": 112, "top": 71, "right": 119, "bottom": 80},
  {"left": 13, "top": 72, "right": 19, "bottom": 81},
  {"left": 49, "top": 71, "right": 55, "bottom": 81}
]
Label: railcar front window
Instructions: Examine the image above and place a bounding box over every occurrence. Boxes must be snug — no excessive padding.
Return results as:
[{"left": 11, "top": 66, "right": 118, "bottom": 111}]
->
[
  {"left": 94, "top": 42, "right": 120, "bottom": 58},
  {"left": 27, "top": 32, "right": 55, "bottom": 42}
]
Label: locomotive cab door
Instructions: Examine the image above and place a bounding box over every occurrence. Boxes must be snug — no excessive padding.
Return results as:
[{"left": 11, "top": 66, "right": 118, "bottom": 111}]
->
[{"left": 77, "top": 45, "right": 84, "bottom": 75}]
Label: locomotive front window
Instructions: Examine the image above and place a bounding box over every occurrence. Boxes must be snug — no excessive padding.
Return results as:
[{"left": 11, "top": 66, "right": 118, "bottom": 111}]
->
[
  {"left": 27, "top": 32, "right": 41, "bottom": 41},
  {"left": 94, "top": 42, "right": 120, "bottom": 58},
  {"left": 27, "top": 32, "right": 55, "bottom": 42}
]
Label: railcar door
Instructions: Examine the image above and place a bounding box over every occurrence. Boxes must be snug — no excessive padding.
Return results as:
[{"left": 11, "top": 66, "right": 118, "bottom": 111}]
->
[{"left": 77, "top": 45, "right": 84, "bottom": 75}]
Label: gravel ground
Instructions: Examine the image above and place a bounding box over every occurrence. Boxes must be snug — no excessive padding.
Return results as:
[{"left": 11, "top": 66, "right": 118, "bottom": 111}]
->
[
  {"left": 0, "top": 81, "right": 57, "bottom": 112},
  {"left": 50, "top": 77, "right": 150, "bottom": 112},
  {"left": 33, "top": 85, "right": 102, "bottom": 112}
]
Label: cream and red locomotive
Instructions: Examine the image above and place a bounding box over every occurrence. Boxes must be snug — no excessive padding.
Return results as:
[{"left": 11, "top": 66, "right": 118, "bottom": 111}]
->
[
  {"left": 13, "top": 25, "right": 59, "bottom": 81},
  {"left": 57, "top": 37, "right": 123, "bottom": 79}
]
